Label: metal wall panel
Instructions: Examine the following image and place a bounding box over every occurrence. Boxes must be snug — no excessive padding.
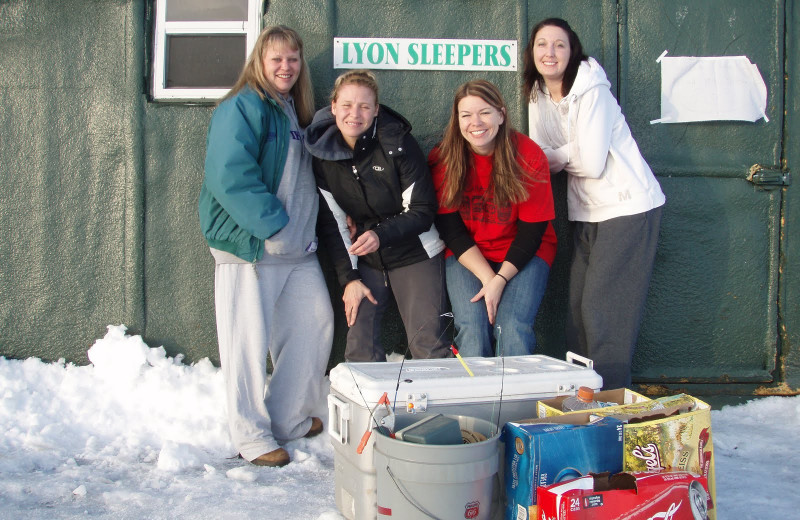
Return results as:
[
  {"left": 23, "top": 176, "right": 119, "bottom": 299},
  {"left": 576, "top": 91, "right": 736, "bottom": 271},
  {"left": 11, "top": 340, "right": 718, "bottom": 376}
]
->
[
  {"left": 0, "top": 0, "right": 144, "bottom": 363},
  {"left": 0, "top": 0, "right": 797, "bottom": 394},
  {"left": 621, "top": 0, "right": 784, "bottom": 383}
]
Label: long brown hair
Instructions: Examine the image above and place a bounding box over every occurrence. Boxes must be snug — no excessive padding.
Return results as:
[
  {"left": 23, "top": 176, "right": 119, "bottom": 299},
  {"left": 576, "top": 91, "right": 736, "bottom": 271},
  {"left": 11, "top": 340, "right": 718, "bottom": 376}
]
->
[
  {"left": 223, "top": 25, "right": 315, "bottom": 126},
  {"left": 522, "top": 18, "right": 588, "bottom": 102},
  {"left": 435, "top": 80, "right": 531, "bottom": 209}
]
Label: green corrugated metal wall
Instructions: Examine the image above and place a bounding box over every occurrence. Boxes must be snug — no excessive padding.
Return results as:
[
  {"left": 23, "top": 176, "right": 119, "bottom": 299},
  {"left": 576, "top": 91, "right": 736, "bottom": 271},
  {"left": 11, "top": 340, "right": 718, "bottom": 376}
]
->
[{"left": 0, "top": 0, "right": 797, "bottom": 394}]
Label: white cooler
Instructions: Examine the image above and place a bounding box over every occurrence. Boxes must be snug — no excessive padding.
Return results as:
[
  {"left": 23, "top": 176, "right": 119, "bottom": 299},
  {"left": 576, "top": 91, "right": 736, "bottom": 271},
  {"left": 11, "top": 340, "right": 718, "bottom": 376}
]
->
[{"left": 327, "top": 353, "right": 602, "bottom": 520}]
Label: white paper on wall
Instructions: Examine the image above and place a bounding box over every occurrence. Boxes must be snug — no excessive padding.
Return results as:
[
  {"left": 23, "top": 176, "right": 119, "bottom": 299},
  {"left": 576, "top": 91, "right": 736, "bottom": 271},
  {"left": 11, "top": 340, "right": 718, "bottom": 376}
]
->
[{"left": 650, "top": 51, "right": 768, "bottom": 124}]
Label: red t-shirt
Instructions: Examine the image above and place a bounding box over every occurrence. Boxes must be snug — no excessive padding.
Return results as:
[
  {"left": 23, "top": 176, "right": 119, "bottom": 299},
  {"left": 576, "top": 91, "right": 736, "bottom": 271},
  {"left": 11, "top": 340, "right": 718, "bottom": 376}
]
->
[{"left": 430, "top": 132, "right": 557, "bottom": 266}]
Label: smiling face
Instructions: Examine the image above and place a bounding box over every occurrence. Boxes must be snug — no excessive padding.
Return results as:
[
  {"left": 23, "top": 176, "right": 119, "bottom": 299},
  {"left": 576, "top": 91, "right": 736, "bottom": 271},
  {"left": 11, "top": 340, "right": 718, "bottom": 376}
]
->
[
  {"left": 457, "top": 95, "right": 505, "bottom": 156},
  {"left": 261, "top": 42, "right": 301, "bottom": 96},
  {"left": 331, "top": 84, "right": 379, "bottom": 149},
  {"left": 532, "top": 25, "right": 572, "bottom": 88}
]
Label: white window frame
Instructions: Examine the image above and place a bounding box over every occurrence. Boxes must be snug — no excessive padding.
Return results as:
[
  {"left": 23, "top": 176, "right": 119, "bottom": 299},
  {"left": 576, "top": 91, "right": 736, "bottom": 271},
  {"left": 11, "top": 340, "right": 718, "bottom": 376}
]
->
[{"left": 152, "top": 0, "right": 262, "bottom": 102}]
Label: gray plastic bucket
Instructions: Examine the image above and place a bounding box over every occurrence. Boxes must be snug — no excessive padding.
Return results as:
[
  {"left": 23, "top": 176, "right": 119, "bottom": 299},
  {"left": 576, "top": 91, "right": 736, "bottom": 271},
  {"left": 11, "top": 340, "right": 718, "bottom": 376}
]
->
[{"left": 373, "top": 415, "right": 500, "bottom": 520}]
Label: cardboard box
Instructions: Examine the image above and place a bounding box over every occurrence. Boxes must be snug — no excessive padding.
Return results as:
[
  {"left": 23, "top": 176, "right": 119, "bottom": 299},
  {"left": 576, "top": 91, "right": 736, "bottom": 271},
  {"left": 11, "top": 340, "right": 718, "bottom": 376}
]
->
[
  {"left": 537, "top": 471, "right": 712, "bottom": 520},
  {"left": 503, "top": 414, "right": 624, "bottom": 520},
  {"left": 537, "top": 388, "right": 651, "bottom": 418},
  {"left": 591, "top": 395, "right": 717, "bottom": 520}
]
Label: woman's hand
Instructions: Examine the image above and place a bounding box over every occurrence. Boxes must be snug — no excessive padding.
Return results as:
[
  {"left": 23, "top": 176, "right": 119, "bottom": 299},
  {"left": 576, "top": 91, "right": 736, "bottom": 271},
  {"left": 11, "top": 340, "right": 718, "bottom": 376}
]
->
[
  {"left": 343, "top": 280, "right": 378, "bottom": 326},
  {"left": 348, "top": 230, "right": 380, "bottom": 256},
  {"left": 471, "top": 275, "right": 507, "bottom": 325}
]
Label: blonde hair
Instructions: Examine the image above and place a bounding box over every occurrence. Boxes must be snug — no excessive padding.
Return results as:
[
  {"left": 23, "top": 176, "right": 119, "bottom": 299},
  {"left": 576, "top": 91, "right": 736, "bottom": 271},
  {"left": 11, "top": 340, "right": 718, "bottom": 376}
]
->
[
  {"left": 434, "top": 80, "right": 532, "bottom": 209},
  {"left": 330, "top": 69, "right": 379, "bottom": 104},
  {"left": 223, "top": 25, "right": 315, "bottom": 127}
]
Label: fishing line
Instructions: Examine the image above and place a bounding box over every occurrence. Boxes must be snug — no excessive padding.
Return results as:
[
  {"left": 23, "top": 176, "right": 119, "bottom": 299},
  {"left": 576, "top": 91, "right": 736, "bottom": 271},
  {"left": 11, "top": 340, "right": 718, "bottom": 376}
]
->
[
  {"left": 343, "top": 311, "right": 455, "bottom": 439},
  {"left": 391, "top": 312, "right": 454, "bottom": 413},
  {"left": 492, "top": 324, "right": 505, "bottom": 436},
  {"left": 346, "top": 363, "right": 381, "bottom": 432}
]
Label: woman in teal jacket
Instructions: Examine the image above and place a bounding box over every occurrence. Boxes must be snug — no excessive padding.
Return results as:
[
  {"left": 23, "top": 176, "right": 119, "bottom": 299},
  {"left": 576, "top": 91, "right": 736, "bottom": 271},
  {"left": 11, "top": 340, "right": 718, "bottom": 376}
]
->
[{"left": 198, "top": 26, "right": 333, "bottom": 467}]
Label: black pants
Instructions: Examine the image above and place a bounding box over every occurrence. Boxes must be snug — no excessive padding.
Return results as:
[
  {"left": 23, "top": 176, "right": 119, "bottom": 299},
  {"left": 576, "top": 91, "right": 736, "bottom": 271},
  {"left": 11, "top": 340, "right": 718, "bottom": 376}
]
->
[{"left": 345, "top": 253, "right": 450, "bottom": 362}]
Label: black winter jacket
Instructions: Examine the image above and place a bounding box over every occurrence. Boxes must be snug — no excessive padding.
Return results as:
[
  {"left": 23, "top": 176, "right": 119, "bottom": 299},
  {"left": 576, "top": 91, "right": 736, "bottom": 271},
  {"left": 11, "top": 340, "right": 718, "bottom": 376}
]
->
[{"left": 305, "top": 105, "right": 445, "bottom": 287}]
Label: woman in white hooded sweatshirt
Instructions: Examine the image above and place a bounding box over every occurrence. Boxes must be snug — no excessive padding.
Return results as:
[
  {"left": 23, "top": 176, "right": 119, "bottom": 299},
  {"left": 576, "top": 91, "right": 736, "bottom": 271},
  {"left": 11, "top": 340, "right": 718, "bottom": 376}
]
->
[{"left": 524, "top": 18, "right": 665, "bottom": 389}]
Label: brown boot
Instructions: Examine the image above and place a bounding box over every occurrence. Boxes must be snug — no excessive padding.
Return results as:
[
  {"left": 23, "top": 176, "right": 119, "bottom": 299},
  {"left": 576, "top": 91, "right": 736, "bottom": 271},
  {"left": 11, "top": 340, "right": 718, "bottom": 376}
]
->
[
  {"left": 305, "top": 417, "right": 324, "bottom": 438},
  {"left": 249, "top": 448, "right": 290, "bottom": 467}
]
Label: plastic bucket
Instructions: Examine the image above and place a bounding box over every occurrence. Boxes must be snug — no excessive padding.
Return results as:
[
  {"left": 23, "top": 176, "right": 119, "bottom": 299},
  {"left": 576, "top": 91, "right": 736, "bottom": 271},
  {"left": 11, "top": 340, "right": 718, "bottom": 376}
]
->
[{"left": 374, "top": 415, "right": 501, "bottom": 520}]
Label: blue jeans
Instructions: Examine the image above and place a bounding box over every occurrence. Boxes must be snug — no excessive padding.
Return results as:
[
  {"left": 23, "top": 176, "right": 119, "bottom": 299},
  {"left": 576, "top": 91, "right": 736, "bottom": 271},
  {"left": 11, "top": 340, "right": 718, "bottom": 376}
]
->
[{"left": 445, "top": 255, "right": 550, "bottom": 357}]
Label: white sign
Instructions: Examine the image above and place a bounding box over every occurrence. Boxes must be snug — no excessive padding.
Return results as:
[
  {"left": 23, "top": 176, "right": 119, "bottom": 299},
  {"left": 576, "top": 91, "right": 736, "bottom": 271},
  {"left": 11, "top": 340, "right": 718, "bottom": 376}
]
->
[
  {"left": 651, "top": 51, "right": 768, "bottom": 124},
  {"left": 333, "top": 37, "right": 517, "bottom": 71}
]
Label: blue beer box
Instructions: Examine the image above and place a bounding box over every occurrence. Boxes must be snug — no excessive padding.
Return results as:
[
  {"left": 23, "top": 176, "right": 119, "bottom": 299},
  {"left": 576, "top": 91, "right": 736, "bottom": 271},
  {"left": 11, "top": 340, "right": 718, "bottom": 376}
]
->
[{"left": 503, "top": 414, "right": 624, "bottom": 520}]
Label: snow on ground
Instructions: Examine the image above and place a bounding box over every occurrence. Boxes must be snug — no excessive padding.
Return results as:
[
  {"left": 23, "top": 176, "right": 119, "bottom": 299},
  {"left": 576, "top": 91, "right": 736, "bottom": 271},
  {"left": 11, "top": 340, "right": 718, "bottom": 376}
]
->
[{"left": 0, "top": 325, "right": 797, "bottom": 519}]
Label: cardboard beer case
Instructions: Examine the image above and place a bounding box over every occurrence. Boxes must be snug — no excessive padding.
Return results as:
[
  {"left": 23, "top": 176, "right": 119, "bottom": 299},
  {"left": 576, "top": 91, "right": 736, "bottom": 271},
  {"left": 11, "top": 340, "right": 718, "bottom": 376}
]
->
[
  {"left": 536, "top": 388, "right": 651, "bottom": 418},
  {"left": 503, "top": 414, "right": 624, "bottom": 520},
  {"left": 536, "top": 471, "right": 712, "bottom": 520},
  {"left": 591, "top": 395, "right": 717, "bottom": 520},
  {"left": 536, "top": 390, "right": 717, "bottom": 519},
  {"left": 327, "top": 353, "right": 603, "bottom": 520}
]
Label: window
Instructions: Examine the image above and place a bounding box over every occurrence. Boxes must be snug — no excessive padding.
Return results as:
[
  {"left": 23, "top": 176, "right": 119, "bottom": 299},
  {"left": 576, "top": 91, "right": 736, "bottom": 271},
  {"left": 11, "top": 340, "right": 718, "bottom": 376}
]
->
[{"left": 152, "top": 0, "right": 262, "bottom": 101}]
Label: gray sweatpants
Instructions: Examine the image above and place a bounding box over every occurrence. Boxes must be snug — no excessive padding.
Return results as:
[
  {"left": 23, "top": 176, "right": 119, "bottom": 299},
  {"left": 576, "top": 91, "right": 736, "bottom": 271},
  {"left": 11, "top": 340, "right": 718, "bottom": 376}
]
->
[
  {"left": 566, "top": 206, "right": 662, "bottom": 389},
  {"left": 345, "top": 254, "right": 450, "bottom": 362},
  {"left": 214, "top": 256, "right": 333, "bottom": 461}
]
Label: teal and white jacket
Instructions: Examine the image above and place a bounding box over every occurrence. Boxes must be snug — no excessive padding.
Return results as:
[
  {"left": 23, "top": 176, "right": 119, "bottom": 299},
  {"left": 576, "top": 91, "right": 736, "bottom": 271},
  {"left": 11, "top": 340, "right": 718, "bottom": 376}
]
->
[{"left": 198, "top": 86, "right": 290, "bottom": 262}]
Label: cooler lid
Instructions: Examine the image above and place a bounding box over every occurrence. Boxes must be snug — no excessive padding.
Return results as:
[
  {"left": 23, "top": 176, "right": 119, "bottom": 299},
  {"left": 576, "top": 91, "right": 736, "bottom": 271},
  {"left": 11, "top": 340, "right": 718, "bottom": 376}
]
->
[{"left": 329, "top": 354, "right": 602, "bottom": 406}]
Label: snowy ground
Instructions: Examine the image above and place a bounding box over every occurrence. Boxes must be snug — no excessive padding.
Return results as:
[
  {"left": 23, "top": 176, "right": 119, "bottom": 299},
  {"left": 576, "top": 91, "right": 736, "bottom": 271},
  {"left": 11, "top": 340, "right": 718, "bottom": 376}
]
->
[{"left": 0, "top": 325, "right": 797, "bottom": 519}]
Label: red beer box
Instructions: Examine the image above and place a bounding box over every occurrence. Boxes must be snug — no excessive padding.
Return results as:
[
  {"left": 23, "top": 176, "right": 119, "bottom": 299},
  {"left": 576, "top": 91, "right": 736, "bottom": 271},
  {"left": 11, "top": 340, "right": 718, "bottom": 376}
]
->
[{"left": 536, "top": 471, "right": 712, "bottom": 520}]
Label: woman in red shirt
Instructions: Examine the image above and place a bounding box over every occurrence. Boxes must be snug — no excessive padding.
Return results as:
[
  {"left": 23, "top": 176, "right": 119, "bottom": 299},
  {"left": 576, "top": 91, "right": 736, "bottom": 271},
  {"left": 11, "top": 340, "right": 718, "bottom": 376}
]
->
[{"left": 429, "top": 80, "right": 557, "bottom": 356}]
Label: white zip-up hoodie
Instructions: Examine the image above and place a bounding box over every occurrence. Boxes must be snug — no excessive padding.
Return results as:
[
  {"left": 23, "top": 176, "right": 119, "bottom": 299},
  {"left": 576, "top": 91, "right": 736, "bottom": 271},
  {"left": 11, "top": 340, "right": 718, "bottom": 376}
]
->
[{"left": 528, "top": 57, "right": 665, "bottom": 222}]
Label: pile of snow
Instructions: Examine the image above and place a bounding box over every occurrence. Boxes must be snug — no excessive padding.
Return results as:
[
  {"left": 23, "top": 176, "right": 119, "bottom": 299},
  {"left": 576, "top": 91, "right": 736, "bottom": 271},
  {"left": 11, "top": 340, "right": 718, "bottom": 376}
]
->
[{"left": 0, "top": 325, "right": 797, "bottom": 519}]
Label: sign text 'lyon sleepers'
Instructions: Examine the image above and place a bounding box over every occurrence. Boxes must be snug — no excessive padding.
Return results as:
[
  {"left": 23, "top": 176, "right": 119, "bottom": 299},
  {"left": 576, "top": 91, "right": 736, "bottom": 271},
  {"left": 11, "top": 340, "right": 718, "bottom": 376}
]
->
[{"left": 333, "top": 38, "right": 517, "bottom": 71}]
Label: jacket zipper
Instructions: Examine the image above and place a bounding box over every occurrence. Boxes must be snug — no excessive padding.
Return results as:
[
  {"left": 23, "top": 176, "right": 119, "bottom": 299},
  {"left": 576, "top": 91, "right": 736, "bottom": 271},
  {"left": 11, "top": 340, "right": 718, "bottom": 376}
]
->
[
  {"left": 252, "top": 240, "right": 263, "bottom": 278},
  {"left": 351, "top": 162, "right": 388, "bottom": 279}
]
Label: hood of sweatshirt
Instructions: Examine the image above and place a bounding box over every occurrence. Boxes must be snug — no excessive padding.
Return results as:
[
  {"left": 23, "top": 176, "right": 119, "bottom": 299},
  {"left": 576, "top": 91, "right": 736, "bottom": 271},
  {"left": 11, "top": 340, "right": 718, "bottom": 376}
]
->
[
  {"left": 304, "top": 103, "right": 412, "bottom": 162},
  {"left": 567, "top": 56, "right": 611, "bottom": 100}
]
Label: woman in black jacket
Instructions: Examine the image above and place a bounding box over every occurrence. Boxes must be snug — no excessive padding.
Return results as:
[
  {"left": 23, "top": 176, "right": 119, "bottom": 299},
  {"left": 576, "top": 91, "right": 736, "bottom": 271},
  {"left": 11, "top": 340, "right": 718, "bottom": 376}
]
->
[{"left": 305, "top": 69, "right": 449, "bottom": 362}]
